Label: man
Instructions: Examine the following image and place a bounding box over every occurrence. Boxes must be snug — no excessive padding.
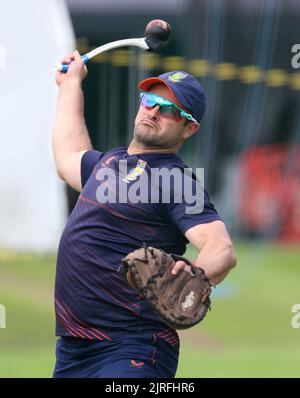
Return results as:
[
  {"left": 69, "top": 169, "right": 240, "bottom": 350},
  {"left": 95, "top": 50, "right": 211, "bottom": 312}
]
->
[{"left": 52, "top": 50, "right": 236, "bottom": 378}]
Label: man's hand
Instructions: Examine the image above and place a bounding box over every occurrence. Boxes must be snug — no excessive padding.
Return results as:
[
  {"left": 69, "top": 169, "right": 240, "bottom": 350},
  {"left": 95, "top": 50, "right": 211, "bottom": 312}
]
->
[
  {"left": 171, "top": 260, "right": 192, "bottom": 276},
  {"left": 55, "top": 50, "right": 88, "bottom": 87}
]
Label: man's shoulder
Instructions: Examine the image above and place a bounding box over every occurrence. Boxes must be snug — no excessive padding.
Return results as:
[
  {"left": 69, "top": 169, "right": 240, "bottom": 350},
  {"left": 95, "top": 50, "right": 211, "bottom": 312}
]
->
[
  {"left": 148, "top": 153, "right": 187, "bottom": 170},
  {"left": 105, "top": 147, "right": 128, "bottom": 156}
]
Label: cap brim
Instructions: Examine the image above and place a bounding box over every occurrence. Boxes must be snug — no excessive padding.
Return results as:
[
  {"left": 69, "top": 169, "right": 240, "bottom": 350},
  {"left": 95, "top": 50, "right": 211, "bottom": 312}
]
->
[{"left": 138, "top": 77, "right": 175, "bottom": 98}]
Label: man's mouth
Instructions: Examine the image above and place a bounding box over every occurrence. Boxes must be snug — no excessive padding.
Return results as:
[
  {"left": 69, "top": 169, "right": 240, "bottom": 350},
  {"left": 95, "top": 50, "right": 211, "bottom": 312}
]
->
[{"left": 140, "top": 119, "right": 158, "bottom": 128}]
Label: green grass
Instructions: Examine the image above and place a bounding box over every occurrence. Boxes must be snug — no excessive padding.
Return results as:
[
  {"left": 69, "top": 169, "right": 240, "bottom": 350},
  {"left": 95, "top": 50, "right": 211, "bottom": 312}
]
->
[
  {"left": 0, "top": 348, "right": 56, "bottom": 378},
  {"left": 176, "top": 242, "right": 300, "bottom": 378},
  {"left": 0, "top": 242, "right": 300, "bottom": 378},
  {"left": 0, "top": 252, "right": 56, "bottom": 378}
]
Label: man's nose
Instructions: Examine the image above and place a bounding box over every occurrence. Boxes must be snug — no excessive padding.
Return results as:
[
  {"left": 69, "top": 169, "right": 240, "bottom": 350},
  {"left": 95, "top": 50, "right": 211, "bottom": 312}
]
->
[{"left": 147, "top": 105, "right": 160, "bottom": 119}]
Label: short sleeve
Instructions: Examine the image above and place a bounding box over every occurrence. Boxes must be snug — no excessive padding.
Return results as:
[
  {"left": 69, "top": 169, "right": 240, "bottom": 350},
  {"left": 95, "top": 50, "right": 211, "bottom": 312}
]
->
[
  {"left": 165, "top": 169, "right": 221, "bottom": 233},
  {"left": 81, "top": 149, "right": 103, "bottom": 188}
]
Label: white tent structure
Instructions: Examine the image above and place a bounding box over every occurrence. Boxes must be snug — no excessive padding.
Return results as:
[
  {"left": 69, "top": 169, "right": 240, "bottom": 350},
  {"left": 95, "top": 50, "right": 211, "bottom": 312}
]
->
[{"left": 0, "top": 0, "right": 74, "bottom": 251}]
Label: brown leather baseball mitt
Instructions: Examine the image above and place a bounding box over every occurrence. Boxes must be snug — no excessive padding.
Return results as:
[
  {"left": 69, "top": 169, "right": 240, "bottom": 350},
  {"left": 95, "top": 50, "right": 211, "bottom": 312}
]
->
[{"left": 119, "top": 245, "right": 213, "bottom": 330}]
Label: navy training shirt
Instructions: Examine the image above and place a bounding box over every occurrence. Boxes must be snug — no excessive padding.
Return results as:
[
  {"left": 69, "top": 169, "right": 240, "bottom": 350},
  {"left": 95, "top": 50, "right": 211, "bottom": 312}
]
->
[{"left": 55, "top": 147, "right": 221, "bottom": 343}]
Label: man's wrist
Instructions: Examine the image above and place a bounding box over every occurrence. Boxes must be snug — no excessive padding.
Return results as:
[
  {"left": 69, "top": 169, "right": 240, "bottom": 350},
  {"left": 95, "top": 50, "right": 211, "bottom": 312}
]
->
[{"left": 59, "top": 78, "right": 83, "bottom": 91}]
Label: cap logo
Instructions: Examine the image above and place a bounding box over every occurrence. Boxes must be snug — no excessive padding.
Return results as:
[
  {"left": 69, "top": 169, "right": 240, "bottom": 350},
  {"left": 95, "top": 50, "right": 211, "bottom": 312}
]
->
[{"left": 167, "top": 72, "right": 188, "bottom": 83}]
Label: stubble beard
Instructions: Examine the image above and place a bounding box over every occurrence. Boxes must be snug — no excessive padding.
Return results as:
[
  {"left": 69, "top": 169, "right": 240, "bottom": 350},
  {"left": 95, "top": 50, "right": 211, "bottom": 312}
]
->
[
  {"left": 133, "top": 123, "right": 165, "bottom": 148},
  {"left": 134, "top": 121, "right": 184, "bottom": 150}
]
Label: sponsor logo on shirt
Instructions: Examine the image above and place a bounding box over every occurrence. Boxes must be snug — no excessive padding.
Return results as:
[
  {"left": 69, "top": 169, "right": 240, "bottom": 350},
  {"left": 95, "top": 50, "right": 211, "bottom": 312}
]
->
[{"left": 123, "top": 159, "right": 147, "bottom": 183}]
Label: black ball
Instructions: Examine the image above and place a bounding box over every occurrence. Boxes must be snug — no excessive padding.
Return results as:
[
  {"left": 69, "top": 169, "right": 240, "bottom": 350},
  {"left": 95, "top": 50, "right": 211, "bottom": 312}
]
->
[{"left": 145, "top": 19, "right": 171, "bottom": 51}]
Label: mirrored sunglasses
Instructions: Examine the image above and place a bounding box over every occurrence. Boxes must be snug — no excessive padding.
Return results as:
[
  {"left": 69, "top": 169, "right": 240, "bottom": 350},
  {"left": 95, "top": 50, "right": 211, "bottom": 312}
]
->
[{"left": 140, "top": 92, "right": 197, "bottom": 123}]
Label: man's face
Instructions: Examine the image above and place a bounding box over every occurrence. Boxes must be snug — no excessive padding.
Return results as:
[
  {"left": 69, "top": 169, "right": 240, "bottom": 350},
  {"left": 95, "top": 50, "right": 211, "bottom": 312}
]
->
[{"left": 133, "top": 84, "right": 196, "bottom": 149}]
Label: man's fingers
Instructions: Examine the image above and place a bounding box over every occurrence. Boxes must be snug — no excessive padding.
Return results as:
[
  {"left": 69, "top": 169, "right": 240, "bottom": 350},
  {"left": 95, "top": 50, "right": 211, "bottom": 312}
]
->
[
  {"left": 57, "top": 51, "right": 84, "bottom": 70},
  {"left": 55, "top": 50, "right": 87, "bottom": 83},
  {"left": 73, "top": 50, "right": 84, "bottom": 64},
  {"left": 59, "top": 53, "right": 75, "bottom": 64},
  {"left": 171, "top": 260, "right": 188, "bottom": 275}
]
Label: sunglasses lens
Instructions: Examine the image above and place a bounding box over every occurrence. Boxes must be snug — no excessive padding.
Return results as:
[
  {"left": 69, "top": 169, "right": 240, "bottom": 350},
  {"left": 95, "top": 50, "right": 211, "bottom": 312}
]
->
[
  {"left": 141, "top": 93, "right": 182, "bottom": 121},
  {"left": 159, "top": 105, "right": 182, "bottom": 121},
  {"left": 141, "top": 94, "right": 155, "bottom": 109}
]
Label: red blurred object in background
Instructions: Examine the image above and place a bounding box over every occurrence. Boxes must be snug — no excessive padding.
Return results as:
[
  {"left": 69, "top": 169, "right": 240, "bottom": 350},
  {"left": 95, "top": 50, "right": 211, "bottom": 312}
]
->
[{"left": 239, "top": 144, "right": 300, "bottom": 242}]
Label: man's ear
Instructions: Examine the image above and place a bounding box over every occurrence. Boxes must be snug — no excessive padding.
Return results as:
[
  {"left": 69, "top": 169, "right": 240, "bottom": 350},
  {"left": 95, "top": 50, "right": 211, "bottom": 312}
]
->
[{"left": 182, "top": 122, "right": 200, "bottom": 139}]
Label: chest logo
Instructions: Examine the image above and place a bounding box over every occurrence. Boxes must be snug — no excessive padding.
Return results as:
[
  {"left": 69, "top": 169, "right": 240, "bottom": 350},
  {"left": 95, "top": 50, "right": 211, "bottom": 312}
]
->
[{"left": 123, "top": 159, "right": 147, "bottom": 183}]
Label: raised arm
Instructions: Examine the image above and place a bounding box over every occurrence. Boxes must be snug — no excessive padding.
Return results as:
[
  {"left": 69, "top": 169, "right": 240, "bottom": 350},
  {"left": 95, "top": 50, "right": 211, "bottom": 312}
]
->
[{"left": 52, "top": 50, "right": 92, "bottom": 192}]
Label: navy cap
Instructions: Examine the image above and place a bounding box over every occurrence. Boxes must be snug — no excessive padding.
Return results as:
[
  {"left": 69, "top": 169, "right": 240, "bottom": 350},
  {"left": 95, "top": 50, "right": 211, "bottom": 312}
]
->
[{"left": 138, "top": 71, "right": 206, "bottom": 123}]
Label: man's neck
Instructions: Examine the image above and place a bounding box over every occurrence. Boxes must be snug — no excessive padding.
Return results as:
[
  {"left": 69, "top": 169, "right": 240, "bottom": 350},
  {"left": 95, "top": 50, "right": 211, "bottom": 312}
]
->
[{"left": 127, "top": 140, "right": 180, "bottom": 155}]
